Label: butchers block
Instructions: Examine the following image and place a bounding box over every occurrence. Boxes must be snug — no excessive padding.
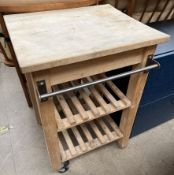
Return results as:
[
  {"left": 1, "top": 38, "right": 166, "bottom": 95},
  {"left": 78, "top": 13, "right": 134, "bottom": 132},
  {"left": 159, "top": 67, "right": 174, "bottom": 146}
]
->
[{"left": 4, "top": 4, "right": 169, "bottom": 172}]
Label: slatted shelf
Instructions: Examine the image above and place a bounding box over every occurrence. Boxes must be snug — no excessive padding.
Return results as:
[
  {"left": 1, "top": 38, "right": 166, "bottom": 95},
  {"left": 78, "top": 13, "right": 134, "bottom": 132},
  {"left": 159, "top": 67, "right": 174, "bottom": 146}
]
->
[
  {"left": 52, "top": 74, "right": 131, "bottom": 131},
  {"left": 58, "top": 115, "right": 123, "bottom": 161}
]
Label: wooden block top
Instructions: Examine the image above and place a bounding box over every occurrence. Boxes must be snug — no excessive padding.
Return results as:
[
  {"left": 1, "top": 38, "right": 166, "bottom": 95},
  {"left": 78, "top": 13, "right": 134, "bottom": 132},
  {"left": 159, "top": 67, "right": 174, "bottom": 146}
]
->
[{"left": 4, "top": 5, "right": 169, "bottom": 73}]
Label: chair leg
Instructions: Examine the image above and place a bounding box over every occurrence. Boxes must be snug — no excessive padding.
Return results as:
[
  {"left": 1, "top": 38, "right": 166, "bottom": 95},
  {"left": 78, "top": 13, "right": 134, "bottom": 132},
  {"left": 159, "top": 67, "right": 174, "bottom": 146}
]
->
[
  {"left": 0, "top": 41, "right": 14, "bottom": 67},
  {"left": 9, "top": 45, "right": 33, "bottom": 107}
]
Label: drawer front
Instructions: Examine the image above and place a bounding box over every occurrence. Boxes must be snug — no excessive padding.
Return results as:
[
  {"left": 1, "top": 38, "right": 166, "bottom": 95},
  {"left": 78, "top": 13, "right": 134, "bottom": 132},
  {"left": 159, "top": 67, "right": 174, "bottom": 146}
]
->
[
  {"left": 33, "top": 48, "right": 143, "bottom": 85},
  {"left": 132, "top": 94, "right": 174, "bottom": 137}
]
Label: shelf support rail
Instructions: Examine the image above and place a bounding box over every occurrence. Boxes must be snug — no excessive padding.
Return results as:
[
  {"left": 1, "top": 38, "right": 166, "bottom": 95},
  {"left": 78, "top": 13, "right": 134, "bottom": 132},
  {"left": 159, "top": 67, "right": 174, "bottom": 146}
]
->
[{"left": 37, "top": 55, "right": 160, "bottom": 102}]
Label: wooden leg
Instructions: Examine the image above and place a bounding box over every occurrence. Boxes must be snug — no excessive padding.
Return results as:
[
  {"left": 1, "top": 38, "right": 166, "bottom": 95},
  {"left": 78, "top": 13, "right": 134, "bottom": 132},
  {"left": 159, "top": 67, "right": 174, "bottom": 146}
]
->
[
  {"left": 118, "top": 46, "right": 156, "bottom": 148},
  {"left": 10, "top": 46, "right": 32, "bottom": 107},
  {"left": 25, "top": 73, "right": 42, "bottom": 124},
  {"left": 0, "top": 41, "right": 14, "bottom": 66},
  {"left": 0, "top": 14, "right": 32, "bottom": 107},
  {"left": 0, "top": 14, "right": 14, "bottom": 66},
  {"left": 34, "top": 73, "right": 61, "bottom": 171}
]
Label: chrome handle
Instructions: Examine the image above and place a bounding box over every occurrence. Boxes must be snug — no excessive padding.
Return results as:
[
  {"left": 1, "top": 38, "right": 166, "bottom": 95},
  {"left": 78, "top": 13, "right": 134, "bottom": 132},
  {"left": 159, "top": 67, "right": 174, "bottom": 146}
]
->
[{"left": 38, "top": 57, "right": 160, "bottom": 101}]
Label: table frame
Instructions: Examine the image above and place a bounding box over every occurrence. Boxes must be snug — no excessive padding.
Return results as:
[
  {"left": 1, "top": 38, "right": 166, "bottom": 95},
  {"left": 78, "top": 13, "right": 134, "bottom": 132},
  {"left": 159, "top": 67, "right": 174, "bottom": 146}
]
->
[{"left": 25, "top": 45, "right": 156, "bottom": 170}]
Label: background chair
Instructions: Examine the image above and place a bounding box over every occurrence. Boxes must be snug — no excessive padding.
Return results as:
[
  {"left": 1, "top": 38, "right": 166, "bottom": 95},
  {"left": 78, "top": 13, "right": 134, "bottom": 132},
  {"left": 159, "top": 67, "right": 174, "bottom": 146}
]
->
[{"left": 123, "top": 0, "right": 173, "bottom": 23}]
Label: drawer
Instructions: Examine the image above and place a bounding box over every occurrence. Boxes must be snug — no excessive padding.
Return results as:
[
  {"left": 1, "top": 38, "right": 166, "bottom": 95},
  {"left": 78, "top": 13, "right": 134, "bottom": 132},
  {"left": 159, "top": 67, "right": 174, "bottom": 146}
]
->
[
  {"left": 33, "top": 48, "right": 143, "bottom": 85},
  {"left": 132, "top": 94, "right": 174, "bottom": 137}
]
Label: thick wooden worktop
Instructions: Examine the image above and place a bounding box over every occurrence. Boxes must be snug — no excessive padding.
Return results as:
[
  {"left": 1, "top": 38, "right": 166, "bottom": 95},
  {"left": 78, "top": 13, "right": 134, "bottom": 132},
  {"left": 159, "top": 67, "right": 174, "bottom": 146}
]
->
[
  {"left": 4, "top": 5, "right": 169, "bottom": 73},
  {"left": 0, "top": 0, "right": 99, "bottom": 13}
]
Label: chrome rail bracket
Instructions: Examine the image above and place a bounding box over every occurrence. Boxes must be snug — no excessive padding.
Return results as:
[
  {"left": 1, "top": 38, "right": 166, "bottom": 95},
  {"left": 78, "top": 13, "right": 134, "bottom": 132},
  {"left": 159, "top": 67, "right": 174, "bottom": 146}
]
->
[
  {"left": 146, "top": 54, "right": 160, "bottom": 70},
  {"left": 37, "top": 80, "right": 48, "bottom": 102}
]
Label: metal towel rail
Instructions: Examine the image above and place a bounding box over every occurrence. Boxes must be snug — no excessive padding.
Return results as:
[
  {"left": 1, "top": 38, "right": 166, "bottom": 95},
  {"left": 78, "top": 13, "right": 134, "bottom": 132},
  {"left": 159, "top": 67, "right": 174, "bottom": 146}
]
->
[{"left": 38, "top": 57, "right": 160, "bottom": 101}]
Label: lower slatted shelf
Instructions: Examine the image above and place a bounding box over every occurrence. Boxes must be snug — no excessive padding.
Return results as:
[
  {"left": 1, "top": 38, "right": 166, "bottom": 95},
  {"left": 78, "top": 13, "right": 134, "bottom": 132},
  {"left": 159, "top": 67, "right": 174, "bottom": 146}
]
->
[
  {"left": 58, "top": 115, "right": 123, "bottom": 161},
  {"left": 53, "top": 73, "right": 131, "bottom": 131}
]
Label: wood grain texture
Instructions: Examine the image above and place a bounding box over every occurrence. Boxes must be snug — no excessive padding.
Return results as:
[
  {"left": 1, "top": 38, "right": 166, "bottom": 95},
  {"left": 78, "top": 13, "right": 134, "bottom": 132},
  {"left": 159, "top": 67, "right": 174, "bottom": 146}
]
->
[
  {"left": 4, "top": 5, "right": 169, "bottom": 73},
  {"left": 0, "top": 0, "right": 100, "bottom": 13}
]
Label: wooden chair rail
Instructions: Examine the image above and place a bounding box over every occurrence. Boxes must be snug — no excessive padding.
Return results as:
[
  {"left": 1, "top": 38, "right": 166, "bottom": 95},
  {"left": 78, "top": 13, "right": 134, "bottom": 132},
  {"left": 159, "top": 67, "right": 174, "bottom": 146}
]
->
[{"left": 126, "top": 0, "right": 174, "bottom": 23}]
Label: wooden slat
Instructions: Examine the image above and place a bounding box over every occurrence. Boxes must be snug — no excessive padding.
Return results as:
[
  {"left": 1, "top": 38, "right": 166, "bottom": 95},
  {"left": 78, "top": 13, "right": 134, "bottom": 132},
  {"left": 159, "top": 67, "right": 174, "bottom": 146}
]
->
[
  {"left": 165, "top": 3, "right": 174, "bottom": 20},
  {"left": 157, "top": 0, "right": 170, "bottom": 21},
  {"left": 90, "top": 86, "right": 111, "bottom": 113},
  {"left": 98, "top": 118, "right": 114, "bottom": 140},
  {"left": 62, "top": 130, "right": 77, "bottom": 156},
  {"left": 90, "top": 121, "right": 106, "bottom": 144},
  {"left": 139, "top": 0, "right": 149, "bottom": 22},
  {"left": 80, "top": 123, "right": 96, "bottom": 148},
  {"left": 83, "top": 78, "right": 111, "bottom": 113},
  {"left": 54, "top": 105, "right": 64, "bottom": 131},
  {"left": 97, "top": 84, "right": 119, "bottom": 107},
  {"left": 61, "top": 83, "right": 89, "bottom": 120},
  {"left": 57, "top": 95, "right": 75, "bottom": 124},
  {"left": 106, "top": 116, "right": 122, "bottom": 137},
  {"left": 72, "top": 80, "right": 100, "bottom": 117},
  {"left": 80, "top": 90, "right": 99, "bottom": 116},
  {"left": 97, "top": 83, "right": 119, "bottom": 108},
  {"left": 97, "top": 74, "right": 131, "bottom": 106},
  {"left": 106, "top": 80, "right": 131, "bottom": 106},
  {"left": 71, "top": 127, "right": 87, "bottom": 152},
  {"left": 91, "top": 76, "right": 120, "bottom": 108},
  {"left": 53, "top": 86, "right": 76, "bottom": 124},
  {"left": 70, "top": 93, "right": 89, "bottom": 120},
  {"left": 148, "top": 0, "right": 161, "bottom": 23},
  {"left": 172, "top": 9, "right": 174, "bottom": 18},
  {"left": 67, "top": 92, "right": 88, "bottom": 119}
]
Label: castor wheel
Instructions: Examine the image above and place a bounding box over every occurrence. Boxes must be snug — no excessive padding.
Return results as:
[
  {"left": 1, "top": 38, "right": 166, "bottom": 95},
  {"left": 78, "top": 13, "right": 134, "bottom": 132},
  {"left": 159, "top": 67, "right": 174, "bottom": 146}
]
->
[{"left": 58, "top": 161, "right": 70, "bottom": 173}]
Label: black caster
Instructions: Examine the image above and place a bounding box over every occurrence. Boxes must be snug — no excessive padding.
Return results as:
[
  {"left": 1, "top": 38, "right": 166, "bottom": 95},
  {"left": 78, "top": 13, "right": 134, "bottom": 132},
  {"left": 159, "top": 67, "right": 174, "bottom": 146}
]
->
[{"left": 58, "top": 161, "right": 70, "bottom": 173}]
